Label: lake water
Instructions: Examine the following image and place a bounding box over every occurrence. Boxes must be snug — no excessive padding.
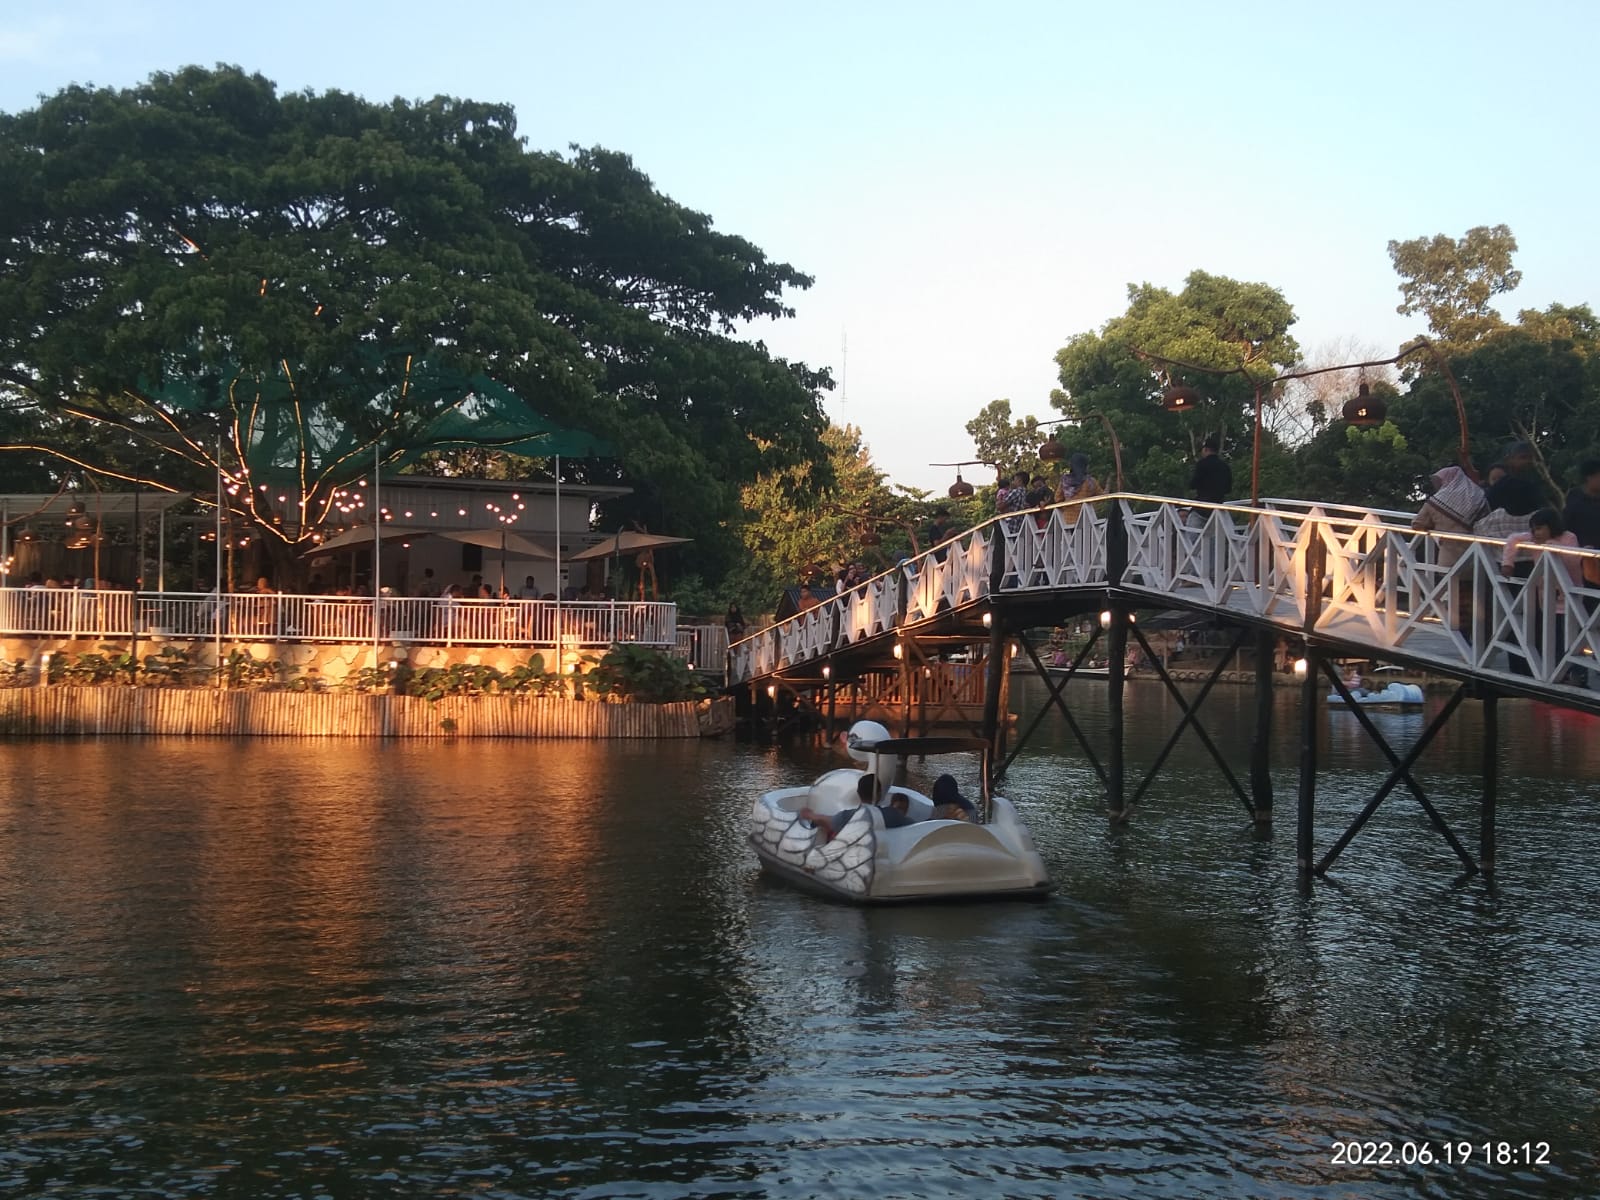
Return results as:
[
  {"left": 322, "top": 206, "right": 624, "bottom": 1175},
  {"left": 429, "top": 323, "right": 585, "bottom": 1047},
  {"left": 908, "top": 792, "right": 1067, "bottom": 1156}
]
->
[{"left": 1, "top": 678, "right": 1596, "bottom": 1199}]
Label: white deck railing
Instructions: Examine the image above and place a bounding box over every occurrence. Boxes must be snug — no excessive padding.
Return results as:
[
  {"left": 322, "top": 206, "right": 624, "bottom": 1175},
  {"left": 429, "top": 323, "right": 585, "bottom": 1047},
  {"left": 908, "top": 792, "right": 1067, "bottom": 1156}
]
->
[
  {"left": 0, "top": 589, "right": 677, "bottom": 649},
  {"left": 673, "top": 624, "right": 730, "bottom": 672},
  {"left": 728, "top": 495, "right": 1600, "bottom": 702}
]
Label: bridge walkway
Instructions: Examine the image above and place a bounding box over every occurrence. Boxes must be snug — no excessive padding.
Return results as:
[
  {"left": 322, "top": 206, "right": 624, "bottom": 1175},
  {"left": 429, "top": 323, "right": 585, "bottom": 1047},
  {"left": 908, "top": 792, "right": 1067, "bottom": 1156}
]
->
[{"left": 727, "top": 495, "right": 1600, "bottom": 881}]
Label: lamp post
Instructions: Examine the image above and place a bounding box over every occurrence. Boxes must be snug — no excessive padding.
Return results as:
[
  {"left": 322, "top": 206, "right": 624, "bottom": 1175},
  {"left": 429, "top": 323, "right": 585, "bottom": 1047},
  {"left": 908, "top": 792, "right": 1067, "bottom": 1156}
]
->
[{"left": 1134, "top": 337, "right": 1477, "bottom": 505}]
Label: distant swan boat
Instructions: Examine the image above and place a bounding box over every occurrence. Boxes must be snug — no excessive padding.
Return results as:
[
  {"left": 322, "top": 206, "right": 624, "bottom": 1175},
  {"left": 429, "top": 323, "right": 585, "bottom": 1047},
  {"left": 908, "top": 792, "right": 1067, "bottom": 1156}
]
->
[{"left": 1326, "top": 681, "right": 1425, "bottom": 709}]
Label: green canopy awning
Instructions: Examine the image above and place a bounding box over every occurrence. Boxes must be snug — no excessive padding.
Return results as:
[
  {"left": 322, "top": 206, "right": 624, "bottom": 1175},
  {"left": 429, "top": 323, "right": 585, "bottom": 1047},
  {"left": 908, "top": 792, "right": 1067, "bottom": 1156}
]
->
[{"left": 137, "top": 354, "right": 612, "bottom": 490}]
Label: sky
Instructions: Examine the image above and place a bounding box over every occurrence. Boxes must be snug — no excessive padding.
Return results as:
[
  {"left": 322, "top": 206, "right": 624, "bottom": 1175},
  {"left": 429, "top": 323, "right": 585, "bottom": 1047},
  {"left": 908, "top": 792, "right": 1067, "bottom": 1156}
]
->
[{"left": 2, "top": 0, "right": 1596, "bottom": 493}]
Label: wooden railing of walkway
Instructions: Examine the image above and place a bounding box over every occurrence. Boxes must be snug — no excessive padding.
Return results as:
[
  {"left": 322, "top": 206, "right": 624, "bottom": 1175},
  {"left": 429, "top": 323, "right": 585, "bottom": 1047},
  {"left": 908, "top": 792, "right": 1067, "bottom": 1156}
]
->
[{"left": 729, "top": 494, "right": 1600, "bottom": 712}]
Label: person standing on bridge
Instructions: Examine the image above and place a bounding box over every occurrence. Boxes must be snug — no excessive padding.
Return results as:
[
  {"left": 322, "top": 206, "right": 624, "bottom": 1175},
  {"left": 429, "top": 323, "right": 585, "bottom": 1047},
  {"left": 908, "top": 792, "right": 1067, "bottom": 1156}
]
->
[
  {"left": 1055, "top": 454, "right": 1102, "bottom": 520},
  {"left": 1562, "top": 460, "right": 1600, "bottom": 589},
  {"left": 1485, "top": 441, "right": 1547, "bottom": 518},
  {"left": 1190, "top": 434, "right": 1232, "bottom": 505},
  {"left": 1414, "top": 465, "right": 1489, "bottom": 567}
]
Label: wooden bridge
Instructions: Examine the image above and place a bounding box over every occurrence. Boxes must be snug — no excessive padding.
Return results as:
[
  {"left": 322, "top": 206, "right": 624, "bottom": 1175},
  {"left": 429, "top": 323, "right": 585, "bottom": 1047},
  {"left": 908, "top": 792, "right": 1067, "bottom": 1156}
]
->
[{"left": 727, "top": 495, "right": 1600, "bottom": 880}]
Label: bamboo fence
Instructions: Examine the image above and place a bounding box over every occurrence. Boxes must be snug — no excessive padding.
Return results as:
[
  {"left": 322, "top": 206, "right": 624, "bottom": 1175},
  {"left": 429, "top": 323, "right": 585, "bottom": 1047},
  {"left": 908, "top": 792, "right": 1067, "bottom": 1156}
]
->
[{"left": 0, "top": 688, "right": 732, "bottom": 739}]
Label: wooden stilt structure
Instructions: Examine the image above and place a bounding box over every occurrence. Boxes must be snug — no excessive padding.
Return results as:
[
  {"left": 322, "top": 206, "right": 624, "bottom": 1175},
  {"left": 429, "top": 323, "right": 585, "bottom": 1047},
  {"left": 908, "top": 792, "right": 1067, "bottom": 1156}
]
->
[
  {"left": 1296, "top": 649, "right": 1320, "bottom": 874},
  {"left": 1481, "top": 691, "right": 1498, "bottom": 876},
  {"left": 1251, "top": 627, "right": 1275, "bottom": 825}
]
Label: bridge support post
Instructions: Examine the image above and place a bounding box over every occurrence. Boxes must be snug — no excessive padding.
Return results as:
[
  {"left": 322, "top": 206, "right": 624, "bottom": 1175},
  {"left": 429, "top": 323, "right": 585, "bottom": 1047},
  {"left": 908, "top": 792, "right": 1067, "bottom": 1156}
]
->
[
  {"left": 1296, "top": 649, "right": 1320, "bottom": 873},
  {"left": 825, "top": 668, "right": 836, "bottom": 743},
  {"left": 1481, "top": 692, "right": 1498, "bottom": 876},
  {"left": 1107, "top": 601, "right": 1127, "bottom": 820},
  {"left": 898, "top": 635, "right": 913, "bottom": 738},
  {"left": 1251, "top": 627, "right": 1275, "bottom": 825},
  {"left": 980, "top": 609, "right": 1008, "bottom": 781}
]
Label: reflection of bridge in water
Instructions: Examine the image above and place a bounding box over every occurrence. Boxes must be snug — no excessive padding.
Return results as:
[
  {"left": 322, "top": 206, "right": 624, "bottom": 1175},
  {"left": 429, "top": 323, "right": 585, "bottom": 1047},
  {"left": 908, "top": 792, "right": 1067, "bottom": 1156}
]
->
[{"left": 729, "top": 495, "right": 1600, "bottom": 881}]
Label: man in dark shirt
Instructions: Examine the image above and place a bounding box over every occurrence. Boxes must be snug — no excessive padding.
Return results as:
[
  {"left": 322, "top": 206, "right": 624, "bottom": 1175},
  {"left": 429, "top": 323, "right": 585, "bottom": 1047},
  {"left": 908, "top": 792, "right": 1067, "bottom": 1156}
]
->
[
  {"left": 1484, "top": 441, "right": 1546, "bottom": 516},
  {"left": 1190, "top": 434, "right": 1233, "bottom": 504},
  {"left": 1564, "top": 459, "right": 1600, "bottom": 549},
  {"left": 925, "top": 507, "right": 954, "bottom": 562}
]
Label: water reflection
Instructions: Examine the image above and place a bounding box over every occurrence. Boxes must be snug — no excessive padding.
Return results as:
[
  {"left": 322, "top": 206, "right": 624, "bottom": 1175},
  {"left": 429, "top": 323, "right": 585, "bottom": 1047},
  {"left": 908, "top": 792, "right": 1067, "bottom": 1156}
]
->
[{"left": 0, "top": 714, "right": 1595, "bottom": 1198}]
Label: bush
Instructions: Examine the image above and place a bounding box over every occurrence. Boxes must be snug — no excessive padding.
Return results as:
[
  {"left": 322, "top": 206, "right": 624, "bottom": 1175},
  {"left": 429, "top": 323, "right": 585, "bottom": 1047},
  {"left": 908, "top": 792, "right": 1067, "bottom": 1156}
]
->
[{"left": 589, "top": 644, "right": 706, "bottom": 704}]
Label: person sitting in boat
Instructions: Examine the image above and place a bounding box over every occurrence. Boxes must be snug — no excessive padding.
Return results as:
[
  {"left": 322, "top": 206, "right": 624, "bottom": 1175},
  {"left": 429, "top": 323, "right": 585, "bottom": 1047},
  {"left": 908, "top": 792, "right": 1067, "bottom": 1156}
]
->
[
  {"left": 928, "top": 774, "right": 977, "bottom": 822},
  {"left": 799, "top": 773, "right": 899, "bottom": 841}
]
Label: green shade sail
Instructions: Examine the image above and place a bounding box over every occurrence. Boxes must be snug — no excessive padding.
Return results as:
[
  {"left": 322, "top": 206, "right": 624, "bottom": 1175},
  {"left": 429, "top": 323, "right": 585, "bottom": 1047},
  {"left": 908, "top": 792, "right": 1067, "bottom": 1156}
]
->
[{"left": 138, "top": 354, "right": 612, "bottom": 490}]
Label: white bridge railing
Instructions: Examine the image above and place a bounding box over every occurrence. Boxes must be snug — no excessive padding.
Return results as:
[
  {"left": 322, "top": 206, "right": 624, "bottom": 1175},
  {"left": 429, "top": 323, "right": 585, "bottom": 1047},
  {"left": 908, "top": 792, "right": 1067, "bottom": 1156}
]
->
[
  {"left": 728, "top": 495, "right": 1600, "bottom": 702},
  {"left": 674, "top": 624, "right": 729, "bottom": 672},
  {"left": 0, "top": 590, "right": 678, "bottom": 650}
]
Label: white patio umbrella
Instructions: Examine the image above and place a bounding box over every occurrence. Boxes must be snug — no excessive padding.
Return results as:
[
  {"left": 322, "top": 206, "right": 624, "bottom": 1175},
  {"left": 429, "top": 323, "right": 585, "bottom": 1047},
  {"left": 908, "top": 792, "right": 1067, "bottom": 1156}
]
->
[
  {"left": 309, "top": 525, "right": 428, "bottom": 552},
  {"left": 433, "top": 528, "right": 557, "bottom": 559},
  {"left": 568, "top": 530, "right": 692, "bottom": 561},
  {"left": 433, "top": 528, "right": 557, "bottom": 593}
]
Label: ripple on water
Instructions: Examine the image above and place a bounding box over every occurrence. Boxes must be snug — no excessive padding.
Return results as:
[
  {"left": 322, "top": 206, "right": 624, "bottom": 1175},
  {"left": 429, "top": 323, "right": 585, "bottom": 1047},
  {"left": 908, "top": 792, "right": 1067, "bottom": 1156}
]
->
[{"left": 0, "top": 726, "right": 1595, "bottom": 1199}]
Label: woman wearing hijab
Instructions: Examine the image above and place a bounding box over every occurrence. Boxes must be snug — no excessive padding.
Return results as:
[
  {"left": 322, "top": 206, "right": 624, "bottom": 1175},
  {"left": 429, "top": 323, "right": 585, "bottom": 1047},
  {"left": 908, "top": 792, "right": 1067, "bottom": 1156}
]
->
[
  {"left": 1413, "top": 465, "right": 1489, "bottom": 568},
  {"left": 1054, "top": 453, "right": 1103, "bottom": 520}
]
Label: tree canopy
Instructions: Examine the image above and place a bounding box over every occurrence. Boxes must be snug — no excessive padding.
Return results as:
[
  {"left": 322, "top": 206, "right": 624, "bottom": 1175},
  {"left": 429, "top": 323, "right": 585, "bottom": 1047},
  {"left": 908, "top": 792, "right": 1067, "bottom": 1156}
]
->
[
  {"left": 1050, "top": 270, "right": 1301, "bottom": 498},
  {"left": 964, "top": 399, "right": 1046, "bottom": 481},
  {"left": 0, "top": 65, "right": 827, "bottom": 582},
  {"left": 726, "top": 423, "right": 970, "bottom": 614},
  {"left": 1388, "top": 224, "right": 1521, "bottom": 348}
]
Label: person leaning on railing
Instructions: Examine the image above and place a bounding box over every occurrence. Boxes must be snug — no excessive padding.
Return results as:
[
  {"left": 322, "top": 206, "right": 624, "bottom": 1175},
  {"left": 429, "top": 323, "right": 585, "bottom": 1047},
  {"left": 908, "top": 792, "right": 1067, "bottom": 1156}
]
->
[
  {"left": 1500, "top": 508, "right": 1581, "bottom": 590},
  {"left": 1413, "top": 466, "right": 1488, "bottom": 569},
  {"left": 1500, "top": 507, "right": 1581, "bottom": 680}
]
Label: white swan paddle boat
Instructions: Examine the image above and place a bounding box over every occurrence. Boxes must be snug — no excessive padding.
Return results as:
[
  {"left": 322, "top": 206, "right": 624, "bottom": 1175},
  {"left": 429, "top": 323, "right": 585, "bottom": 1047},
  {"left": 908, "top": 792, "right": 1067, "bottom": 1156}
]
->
[
  {"left": 1326, "top": 681, "right": 1425, "bottom": 709},
  {"left": 748, "top": 721, "right": 1051, "bottom": 904}
]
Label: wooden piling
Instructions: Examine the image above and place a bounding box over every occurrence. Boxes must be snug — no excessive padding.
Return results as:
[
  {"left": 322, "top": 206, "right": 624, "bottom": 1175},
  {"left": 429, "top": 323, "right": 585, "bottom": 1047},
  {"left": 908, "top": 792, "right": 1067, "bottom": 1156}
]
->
[
  {"left": 1296, "top": 650, "right": 1320, "bottom": 873},
  {"left": 1481, "top": 692, "right": 1498, "bottom": 876},
  {"left": 979, "top": 609, "right": 1007, "bottom": 778},
  {"left": 1251, "top": 626, "right": 1275, "bottom": 824},
  {"left": 1106, "top": 603, "right": 1127, "bottom": 819}
]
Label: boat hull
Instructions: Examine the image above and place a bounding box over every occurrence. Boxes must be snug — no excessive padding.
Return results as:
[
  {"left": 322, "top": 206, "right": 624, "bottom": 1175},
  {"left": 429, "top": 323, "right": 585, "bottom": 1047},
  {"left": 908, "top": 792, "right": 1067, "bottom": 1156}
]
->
[
  {"left": 748, "top": 778, "right": 1052, "bottom": 905},
  {"left": 751, "top": 844, "right": 1052, "bottom": 904}
]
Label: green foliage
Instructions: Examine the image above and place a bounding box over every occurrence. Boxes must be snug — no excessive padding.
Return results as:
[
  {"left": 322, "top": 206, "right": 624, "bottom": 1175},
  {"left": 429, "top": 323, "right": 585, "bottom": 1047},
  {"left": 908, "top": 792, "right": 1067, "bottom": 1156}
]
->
[
  {"left": 140, "top": 644, "right": 200, "bottom": 686},
  {"left": 57, "top": 643, "right": 138, "bottom": 685},
  {"left": 965, "top": 399, "right": 1045, "bottom": 479},
  {"left": 737, "top": 423, "right": 921, "bottom": 601},
  {"left": 351, "top": 655, "right": 563, "bottom": 702},
  {"left": 1388, "top": 224, "right": 1521, "bottom": 347},
  {"left": 589, "top": 644, "right": 706, "bottom": 704},
  {"left": 501, "top": 654, "right": 562, "bottom": 697},
  {"left": 0, "top": 660, "right": 26, "bottom": 688},
  {"left": 0, "top": 66, "right": 828, "bottom": 596},
  {"left": 1050, "top": 270, "right": 1300, "bottom": 497},
  {"left": 223, "top": 650, "right": 281, "bottom": 689}
]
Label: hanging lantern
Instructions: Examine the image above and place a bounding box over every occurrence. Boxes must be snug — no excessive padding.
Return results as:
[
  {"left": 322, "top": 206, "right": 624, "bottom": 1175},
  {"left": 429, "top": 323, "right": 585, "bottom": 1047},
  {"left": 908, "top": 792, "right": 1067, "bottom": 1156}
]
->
[
  {"left": 1038, "top": 433, "right": 1067, "bottom": 462},
  {"left": 1162, "top": 384, "right": 1202, "bottom": 413},
  {"left": 1342, "top": 382, "right": 1387, "bottom": 427},
  {"left": 948, "top": 470, "right": 975, "bottom": 499}
]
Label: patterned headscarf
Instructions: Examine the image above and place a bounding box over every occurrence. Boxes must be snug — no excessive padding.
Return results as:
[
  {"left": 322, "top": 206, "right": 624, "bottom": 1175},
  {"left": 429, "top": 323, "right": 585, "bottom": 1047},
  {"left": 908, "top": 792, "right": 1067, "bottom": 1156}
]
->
[{"left": 1427, "top": 465, "right": 1489, "bottom": 530}]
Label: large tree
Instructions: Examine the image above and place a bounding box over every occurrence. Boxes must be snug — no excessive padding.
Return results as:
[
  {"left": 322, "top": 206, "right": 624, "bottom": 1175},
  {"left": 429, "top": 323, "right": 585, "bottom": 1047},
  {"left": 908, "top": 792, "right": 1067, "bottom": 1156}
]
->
[
  {"left": 0, "top": 66, "right": 827, "bottom": 583},
  {"left": 731, "top": 424, "right": 950, "bottom": 613},
  {"left": 1387, "top": 224, "right": 1521, "bottom": 348},
  {"left": 1388, "top": 304, "right": 1600, "bottom": 501},
  {"left": 1052, "top": 270, "right": 1301, "bottom": 499},
  {"left": 964, "top": 398, "right": 1046, "bottom": 481}
]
